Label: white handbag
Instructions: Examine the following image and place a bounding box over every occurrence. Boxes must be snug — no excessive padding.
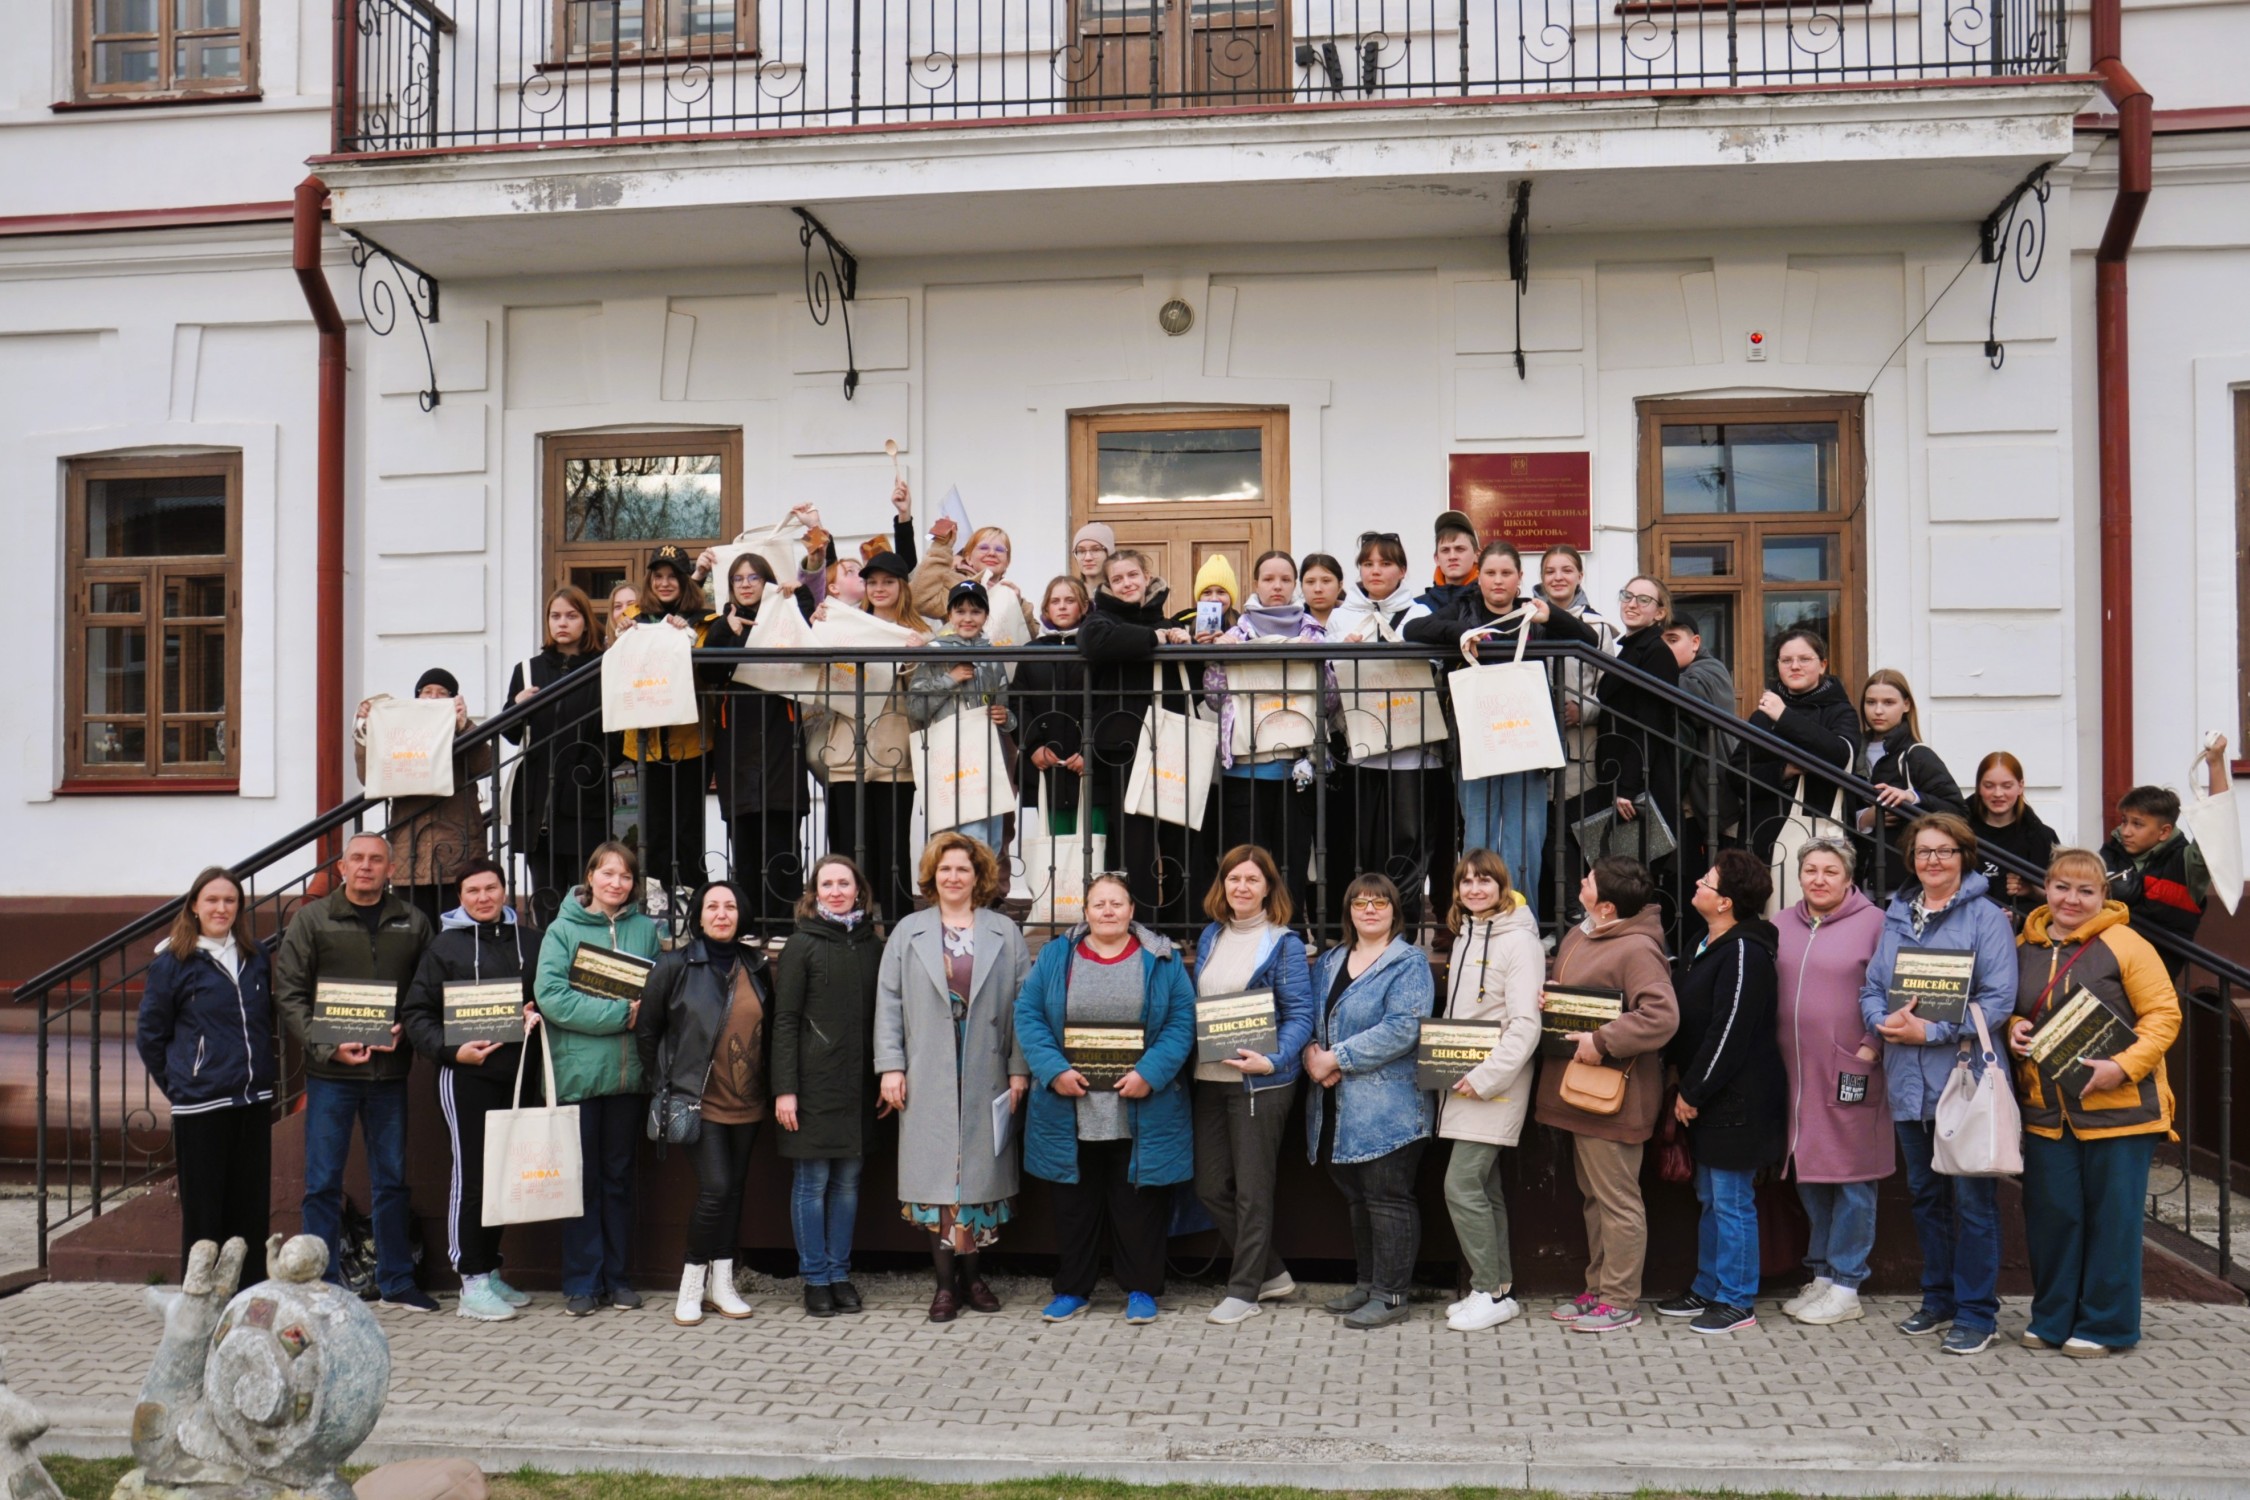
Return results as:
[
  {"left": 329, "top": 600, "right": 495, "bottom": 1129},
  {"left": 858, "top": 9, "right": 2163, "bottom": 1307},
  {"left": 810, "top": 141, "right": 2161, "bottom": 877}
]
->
[
  {"left": 733, "top": 589, "right": 828, "bottom": 702},
  {"left": 1125, "top": 665, "right": 1220, "bottom": 830},
  {"left": 1338, "top": 618, "right": 1442, "bottom": 761},
  {"left": 363, "top": 696, "right": 458, "bottom": 798},
  {"left": 1932, "top": 1004, "right": 2023, "bottom": 1178},
  {"left": 1221, "top": 653, "right": 1323, "bottom": 760},
  {"left": 482, "top": 1021, "right": 584, "bottom": 1225},
  {"left": 1449, "top": 609, "right": 1565, "bottom": 782},
  {"left": 2179, "top": 743, "right": 2243, "bottom": 916},
  {"left": 1025, "top": 798, "right": 1106, "bottom": 928},
  {"left": 707, "top": 518, "right": 808, "bottom": 593},
  {"left": 600, "top": 621, "right": 699, "bottom": 732},
  {"left": 812, "top": 606, "right": 920, "bottom": 704},
  {"left": 910, "top": 706, "right": 1018, "bottom": 831},
  {"left": 1768, "top": 778, "right": 1851, "bottom": 917}
]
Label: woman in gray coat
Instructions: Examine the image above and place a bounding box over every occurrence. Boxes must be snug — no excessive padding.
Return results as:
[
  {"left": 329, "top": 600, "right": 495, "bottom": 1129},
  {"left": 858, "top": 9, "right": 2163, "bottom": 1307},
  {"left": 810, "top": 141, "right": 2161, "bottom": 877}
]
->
[{"left": 875, "top": 830, "right": 1032, "bottom": 1322}]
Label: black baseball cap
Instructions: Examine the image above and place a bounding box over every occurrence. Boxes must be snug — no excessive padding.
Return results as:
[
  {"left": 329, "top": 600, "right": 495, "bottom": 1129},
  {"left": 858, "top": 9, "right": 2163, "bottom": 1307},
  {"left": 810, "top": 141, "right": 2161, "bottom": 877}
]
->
[
  {"left": 1433, "top": 511, "right": 1477, "bottom": 543},
  {"left": 947, "top": 581, "right": 991, "bottom": 614},
  {"left": 649, "top": 543, "right": 694, "bottom": 575}
]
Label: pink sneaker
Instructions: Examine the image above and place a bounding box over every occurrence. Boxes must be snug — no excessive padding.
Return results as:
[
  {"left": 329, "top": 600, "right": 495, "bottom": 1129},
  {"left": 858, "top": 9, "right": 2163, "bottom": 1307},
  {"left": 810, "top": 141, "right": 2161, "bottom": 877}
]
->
[
  {"left": 1571, "top": 1302, "right": 1643, "bottom": 1333},
  {"left": 1551, "top": 1292, "right": 1600, "bottom": 1323}
]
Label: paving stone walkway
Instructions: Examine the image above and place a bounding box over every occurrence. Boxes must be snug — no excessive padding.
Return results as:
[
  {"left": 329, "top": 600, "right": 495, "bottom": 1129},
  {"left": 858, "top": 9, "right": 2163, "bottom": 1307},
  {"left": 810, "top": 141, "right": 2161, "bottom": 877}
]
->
[{"left": 5, "top": 1275, "right": 2247, "bottom": 1497}]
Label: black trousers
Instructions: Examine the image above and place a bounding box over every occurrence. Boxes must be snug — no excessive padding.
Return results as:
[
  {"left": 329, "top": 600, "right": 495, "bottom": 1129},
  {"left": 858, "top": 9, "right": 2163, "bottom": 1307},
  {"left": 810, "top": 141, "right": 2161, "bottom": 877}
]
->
[
  {"left": 1050, "top": 1139, "right": 1170, "bottom": 1298},
  {"left": 825, "top": 781, "right": 917, "bottom": 927},
  {"left": 1216, "top": 774, "right": 1317, "bottom": 926},
  {"left": 725, "top": 804, "right": 806, "bottom": 941},
  {"left": 1328, "top": 1138, "right": 1426, "bottom": 1301},
  {"left": 438, "top": 1065, "right": 534, "bottom": 1279},
  {"left": 173, "top": 1104, "right": 271, "bottom": 1286},
  {"left": 639, "top": 756, "right": 709, "bottom": 895},
  {"left": 686, "top": 1120, "right": 761, "bottom": 1264},
  {"left": 1353, "top": 765, "right": 1449, "bottom": 929},
  {"left": 527, "top": 814, "right": 606, "bottom": 927}
]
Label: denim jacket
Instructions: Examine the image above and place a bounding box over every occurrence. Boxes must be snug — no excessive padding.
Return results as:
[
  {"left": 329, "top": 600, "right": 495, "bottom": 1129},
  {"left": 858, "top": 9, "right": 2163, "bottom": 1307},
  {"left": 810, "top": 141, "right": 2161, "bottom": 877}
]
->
[
  {"left": 1856, "top": 870, "right": 2021, "bottom": 1122},
  {"left": 1304, "top": 938, "right": 1434, "bottom": 1165},
  {"left": 1192, "top": 921, "right": 1316, "bottom": 1094}
]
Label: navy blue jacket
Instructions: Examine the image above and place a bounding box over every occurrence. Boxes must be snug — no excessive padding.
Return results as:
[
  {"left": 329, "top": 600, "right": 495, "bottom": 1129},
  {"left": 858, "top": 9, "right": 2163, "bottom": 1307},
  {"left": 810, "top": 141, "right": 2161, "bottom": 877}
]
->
[{"left": 137, "top": 942, "right": 278, "bottom": 1115}]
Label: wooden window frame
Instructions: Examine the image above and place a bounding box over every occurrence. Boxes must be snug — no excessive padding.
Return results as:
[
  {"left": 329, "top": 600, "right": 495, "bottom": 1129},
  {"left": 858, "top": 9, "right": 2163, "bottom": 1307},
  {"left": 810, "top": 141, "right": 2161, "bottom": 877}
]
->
[
  {"left": 1637, "top": 395, "right": 1868, "bottom": 717},
  {"left": 541, "top": 429, "right": 744, "bottom": 639},
  {"left": 74, "top": 0, "right": 259, "bottom": 102},
  {"left": 62, "top": 453, "right": 244, "bottom": 791},
  {"left": 554, "top": 0, "right": 758, "bottom": 64},
  {"left": 1068, "top": 408, "right": 1290, "bottom": 598}
]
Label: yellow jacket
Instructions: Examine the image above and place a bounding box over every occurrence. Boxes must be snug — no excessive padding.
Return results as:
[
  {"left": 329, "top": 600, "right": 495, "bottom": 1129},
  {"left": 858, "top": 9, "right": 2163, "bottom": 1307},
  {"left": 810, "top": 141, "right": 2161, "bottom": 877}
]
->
[{"left": 2013, "top": 901, "right": 2179, "bottom": 1142}]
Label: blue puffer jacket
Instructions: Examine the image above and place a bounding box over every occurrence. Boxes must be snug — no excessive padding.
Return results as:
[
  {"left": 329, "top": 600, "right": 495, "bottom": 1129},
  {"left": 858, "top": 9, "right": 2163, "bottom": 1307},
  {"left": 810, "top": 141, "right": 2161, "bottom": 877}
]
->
[
  {"left": 1856, "top": 870, "right": 2020, "bottom": 1122},
  {"left": 136, "top": 941, "right": 278, "bottom": 1115},
  {"left": 1192, "top": 921, "right": 1316, "bottom": 1094},
  {"left": 1305, "top": 938, "right": 1434, "bottom": 1165},
  {"left": 1015, "top": 924, "right": 1198, "bottom": 1187}
]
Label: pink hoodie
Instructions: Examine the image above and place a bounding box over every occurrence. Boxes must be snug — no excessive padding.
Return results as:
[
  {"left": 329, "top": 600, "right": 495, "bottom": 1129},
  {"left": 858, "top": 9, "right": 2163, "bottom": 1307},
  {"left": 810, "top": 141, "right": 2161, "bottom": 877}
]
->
[{"left": 1774, "top": 886, "right": 1895, "bottom": 1184}]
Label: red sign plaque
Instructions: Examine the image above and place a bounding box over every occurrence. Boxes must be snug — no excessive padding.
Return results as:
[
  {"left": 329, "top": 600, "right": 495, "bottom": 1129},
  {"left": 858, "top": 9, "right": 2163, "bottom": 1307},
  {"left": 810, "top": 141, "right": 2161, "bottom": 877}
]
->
[{"left": 1448, "top": 452, "right": 1592, "bottom": 551}]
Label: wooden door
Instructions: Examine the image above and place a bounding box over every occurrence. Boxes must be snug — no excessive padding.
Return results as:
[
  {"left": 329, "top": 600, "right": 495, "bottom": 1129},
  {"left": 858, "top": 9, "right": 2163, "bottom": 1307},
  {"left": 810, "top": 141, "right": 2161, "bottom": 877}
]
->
[
  {"left": 1069, "top": 410, "right": 1288, "bottom": 606},
  {"left": 1068, "top": 0, "right": 1289, "bottom": 111},
  {"left": 1638, "top": 397, "right": 1867, "bottom": 714},
  {"left": 543, "top": 430, "right": 743, "bottom": 639}
]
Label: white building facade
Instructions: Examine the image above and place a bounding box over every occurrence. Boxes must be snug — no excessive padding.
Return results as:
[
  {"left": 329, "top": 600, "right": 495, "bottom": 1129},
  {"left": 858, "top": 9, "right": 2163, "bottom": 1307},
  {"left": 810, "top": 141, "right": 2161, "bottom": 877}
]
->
[{"left": 3, "top": 0, "right": 2246, "bottom": 908}]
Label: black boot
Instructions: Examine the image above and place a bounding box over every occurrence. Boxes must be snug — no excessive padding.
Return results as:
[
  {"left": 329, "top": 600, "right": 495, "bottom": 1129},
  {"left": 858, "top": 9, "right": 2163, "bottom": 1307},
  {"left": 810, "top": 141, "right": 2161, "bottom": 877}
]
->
[
  {"left": 803, "top": 1282, "right": 838, "bottom": 1318},
  {"left": 830, "top": 1280, "right": 864, "bottom": 1313}
]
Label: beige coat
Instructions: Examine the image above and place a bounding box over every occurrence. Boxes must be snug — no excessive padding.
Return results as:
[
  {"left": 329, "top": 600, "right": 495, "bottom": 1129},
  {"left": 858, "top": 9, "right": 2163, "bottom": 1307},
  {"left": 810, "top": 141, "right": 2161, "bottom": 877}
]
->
[
  {"left": 910, "top": 539, "right": 1040, "bottom": 641},
  {"left": 1437, "top": 899, "right": 1547, "bottom": 1146}
]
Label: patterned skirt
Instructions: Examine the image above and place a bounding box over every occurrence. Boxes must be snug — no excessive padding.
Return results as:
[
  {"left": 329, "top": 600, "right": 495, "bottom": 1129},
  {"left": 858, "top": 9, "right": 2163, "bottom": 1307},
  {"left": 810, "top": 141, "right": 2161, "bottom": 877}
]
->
[{"left": 901, "top": 1198, "right": 1014, "bottom": 1252}]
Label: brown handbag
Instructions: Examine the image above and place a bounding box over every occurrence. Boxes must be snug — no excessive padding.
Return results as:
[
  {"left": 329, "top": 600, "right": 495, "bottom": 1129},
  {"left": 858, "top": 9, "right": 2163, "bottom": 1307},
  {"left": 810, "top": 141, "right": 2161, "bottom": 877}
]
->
[{"left": 1559, "top": 1057, "right": 1634, "bottom": 1117}]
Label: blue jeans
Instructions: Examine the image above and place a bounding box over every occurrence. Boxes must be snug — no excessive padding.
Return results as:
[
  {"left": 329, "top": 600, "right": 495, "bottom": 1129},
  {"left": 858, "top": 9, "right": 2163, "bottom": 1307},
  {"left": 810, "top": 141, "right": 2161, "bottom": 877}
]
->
[
  {"left": 1896, "top": 1118, "right": 2000, "bottom": 1332},
  {"left": 1459, "top": 770, "right": 1549, "bottom": 919},
  {"left": 301, "top": 1075, "right": 416, "bottom": 1298},
  {"left": 1797, "top": 1179, "right": 1879, "bottom": 1289},
  {"left": 1690, "top": 1163, "right": 1761, "bottom": 1308},
  {"left": 560, "top": 1093, "right": 641, "bottom": 1299},
  {"left": 2022, "top": 1130, "right": 2155, "bottom": 1349},
  {"left": 952, "top": 815, "right": 1007, "bottom": 860},
  {"left": 790, "top": 1156, "right": 865, "bottom": 1285}
]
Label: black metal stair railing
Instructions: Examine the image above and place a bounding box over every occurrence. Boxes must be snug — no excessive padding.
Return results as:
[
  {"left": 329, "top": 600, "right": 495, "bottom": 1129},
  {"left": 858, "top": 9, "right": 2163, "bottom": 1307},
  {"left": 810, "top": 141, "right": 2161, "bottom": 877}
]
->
[
  {"left": 337, "top": 0, "right": 2073, "bottom": 154},
  {"left": 15, "top": 638, "right": 2234, "bottom": 1287}
]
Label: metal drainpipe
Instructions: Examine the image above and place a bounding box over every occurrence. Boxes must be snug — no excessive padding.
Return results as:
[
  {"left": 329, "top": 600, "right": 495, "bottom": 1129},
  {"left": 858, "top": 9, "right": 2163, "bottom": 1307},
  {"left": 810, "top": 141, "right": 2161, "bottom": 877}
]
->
[
  {"left": 2092, "top": 0, "right": 2152, "bottom": 820},
  {"left": 292, "top": 175, "right": 347, "bottom": 866}
]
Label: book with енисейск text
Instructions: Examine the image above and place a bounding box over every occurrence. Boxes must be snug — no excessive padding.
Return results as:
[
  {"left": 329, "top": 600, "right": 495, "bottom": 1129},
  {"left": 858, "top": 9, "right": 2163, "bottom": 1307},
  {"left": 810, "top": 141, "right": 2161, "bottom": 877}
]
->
[
  {"left": 1538, "top": 984, "right": 1625, "bottom": 1059},
  {"left": 2027, "top": 986, "right": 2138, "bottom": 1099},
  {"left": 1194, "top": 989, "right": 1279, "bottom": 1064},
  {"left": 1063, "top": 1026, "right": 1142, "bottom": 1089},
  {"left": 566, "top": 944, "right": 654, "bottom": 1004},
  {"left": 443, "top": 980, "right": 527, "bottom": 1048},
  {"left": 1416, "top": 1020, "right": 1504, "bottom": 1091},
  {"left": 308, "top": 980, "right": 398, "bottom": 1047},
  {"left": 1885, "top": 948, "right": 1974, "bottom": 1026}
]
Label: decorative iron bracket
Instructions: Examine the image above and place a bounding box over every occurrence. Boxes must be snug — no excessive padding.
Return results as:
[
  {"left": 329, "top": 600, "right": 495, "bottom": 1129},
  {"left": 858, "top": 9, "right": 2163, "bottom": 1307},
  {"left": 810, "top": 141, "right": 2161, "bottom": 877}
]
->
[
  {"left": 793, "top": 207, "right": 861, "bottom": 400},
  {"left": 343, "top": 229, "right": 442, "bottom": 411},
  {"left": 1979, "top": 165, "right": 2049, "bottom": 371},
  {"left": 1506, "top": 180, "right": 1532, "bottom": 380}
]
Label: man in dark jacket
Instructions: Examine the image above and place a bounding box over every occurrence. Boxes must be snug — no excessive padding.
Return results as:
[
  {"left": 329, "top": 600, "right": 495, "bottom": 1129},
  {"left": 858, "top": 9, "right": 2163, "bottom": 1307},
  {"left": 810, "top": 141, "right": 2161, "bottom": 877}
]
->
[
  {"left": 2101, "top": 782, "right": 2217, "bottom": 955},
  {"left": 1414, "top": 510, "right": 1479, "bottom": 618},
  {"left": 400, "top": 857, "right": 538, "bottom": 1321},
  {"left": 275, "top": 832, "right": 435, "bottom": 1309}
]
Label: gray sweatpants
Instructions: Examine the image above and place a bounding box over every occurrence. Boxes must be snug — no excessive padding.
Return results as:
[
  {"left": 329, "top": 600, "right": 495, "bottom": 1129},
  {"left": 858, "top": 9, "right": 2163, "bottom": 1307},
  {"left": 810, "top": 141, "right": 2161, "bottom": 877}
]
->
[{"left": 1192, "top": 1078, "right": 1297, "bottom": 1301}]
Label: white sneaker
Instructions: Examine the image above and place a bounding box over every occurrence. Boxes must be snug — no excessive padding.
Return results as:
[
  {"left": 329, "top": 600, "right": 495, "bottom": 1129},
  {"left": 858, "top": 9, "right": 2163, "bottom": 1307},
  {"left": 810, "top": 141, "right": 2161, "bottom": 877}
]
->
[
  {"left": 1795, "top": 1284, "right": 1864, "bottom": 1326},
  {"left": 1782, "top": 1277, "right": 1834, "bottom": 1318},
  {"left": 1257, "top": 1272, "right": 1297, "bottom": 1302},
  {"left": 704, "top": 1258, "right": 754, "bottom": 1320},
  {"left": 673, "top": 1263, "right": 706, "bottom": 1327},
  {"left": 1448, "top": 1292, "right": 1522, "bottom": 1332},
  {"left": 1207, "top": 1296, "right": 1263, "bottom": 1325}
]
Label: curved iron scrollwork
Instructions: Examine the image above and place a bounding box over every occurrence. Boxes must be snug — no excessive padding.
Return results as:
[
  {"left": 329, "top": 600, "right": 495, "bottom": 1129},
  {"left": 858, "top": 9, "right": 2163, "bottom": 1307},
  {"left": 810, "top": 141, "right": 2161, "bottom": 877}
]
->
[
  {"left": 794, "top": 207, "right": 861, "bottom": 400},
  {"left": 1980, "top": 164, "right": 2050, "bottom": 370},
  {"left": 345, "top": 230, "right": 443, "bottom": 411}
]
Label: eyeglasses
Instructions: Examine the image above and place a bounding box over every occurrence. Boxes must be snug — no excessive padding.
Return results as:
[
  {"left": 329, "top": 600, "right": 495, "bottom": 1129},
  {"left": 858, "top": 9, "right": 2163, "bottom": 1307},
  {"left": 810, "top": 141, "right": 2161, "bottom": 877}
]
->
[
  {"left": 1913, "top": 847, "right": 1962, "bottom": 863},
  {"left": 1350, "top": 896, "right": 1394, "bottom": 911},
  {"left": 1618, "top": 590, "right": 1662, "bottom": 608}
]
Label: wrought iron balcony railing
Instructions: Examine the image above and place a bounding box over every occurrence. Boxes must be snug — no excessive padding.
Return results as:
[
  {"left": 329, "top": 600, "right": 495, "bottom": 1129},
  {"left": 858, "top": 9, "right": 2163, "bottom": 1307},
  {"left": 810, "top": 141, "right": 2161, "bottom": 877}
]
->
[{"left": 338, "top": 0, "right": 2071, "bottom": 153}]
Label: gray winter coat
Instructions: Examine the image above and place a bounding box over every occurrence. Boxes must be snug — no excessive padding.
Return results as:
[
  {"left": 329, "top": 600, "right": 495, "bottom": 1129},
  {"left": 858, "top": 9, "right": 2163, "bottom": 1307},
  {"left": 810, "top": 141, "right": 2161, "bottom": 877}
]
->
[{"left": 872, "top": 906, "right": 1031, "bottom": 1205}]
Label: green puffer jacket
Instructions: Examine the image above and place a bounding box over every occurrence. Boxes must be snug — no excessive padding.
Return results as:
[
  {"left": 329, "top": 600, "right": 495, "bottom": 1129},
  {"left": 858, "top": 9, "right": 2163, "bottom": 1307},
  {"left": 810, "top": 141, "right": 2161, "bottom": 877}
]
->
[
  {"left": 532, "top": 887, "right": 662, "bottom": 1103},
  {"left": 770, "top": 912, "right": 885, "bottom": 1159}
]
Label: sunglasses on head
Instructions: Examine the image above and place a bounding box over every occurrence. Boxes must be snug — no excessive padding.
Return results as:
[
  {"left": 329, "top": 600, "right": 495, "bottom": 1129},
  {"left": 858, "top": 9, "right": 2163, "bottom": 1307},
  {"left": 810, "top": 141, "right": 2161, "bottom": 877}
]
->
[{"left": 1358, "top": 531, "right": 1402, "bottom": 548}]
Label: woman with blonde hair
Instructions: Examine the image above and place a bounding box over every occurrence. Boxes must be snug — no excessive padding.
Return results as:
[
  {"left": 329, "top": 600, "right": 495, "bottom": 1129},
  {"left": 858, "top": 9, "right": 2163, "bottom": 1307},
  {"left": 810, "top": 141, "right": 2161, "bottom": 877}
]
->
[
  {"left": 912, "top": 521, "right": 1037, "bottom": 639},
  {"left": 1856, "top": 670, "right": 1966, "bottom": 870},
  {"left": 2007, "top": 849, "right": 2180, "bottom": 1356},
  {"left": 874, "top": 832, "right": 1032, "bottom": 1320}
]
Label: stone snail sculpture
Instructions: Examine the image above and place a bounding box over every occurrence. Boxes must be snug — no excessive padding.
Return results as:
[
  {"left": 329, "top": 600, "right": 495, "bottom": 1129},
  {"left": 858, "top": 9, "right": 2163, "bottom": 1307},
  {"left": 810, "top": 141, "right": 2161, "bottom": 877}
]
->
[
  {"left": 121, "top": 1234, "right": 390, "bottom": 1500},
  {"left": 0, "top": 1355, "right": 65, "bottom": 1500}
]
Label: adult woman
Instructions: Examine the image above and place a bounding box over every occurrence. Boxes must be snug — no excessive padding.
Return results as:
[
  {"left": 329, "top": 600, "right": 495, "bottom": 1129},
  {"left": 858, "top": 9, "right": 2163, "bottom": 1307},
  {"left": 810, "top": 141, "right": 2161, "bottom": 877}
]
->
[
  {"left": 1856, "top": 670, "right": 1966, "bottom": 881},
  {"left": 1541, "top": 546, "right": 1620, "bottom": 901},
  {"left": 913, "top": 522, "right": 1037, "bottom": 640},
  {"left": 1204, "top": 550, "right": 1336, "bottom": 922},
  {"left": 1330, "top": 533, "right": 1442, "bottom": 932},
  {"left": 1657, "top": 849, "right": 1785, "bottom": 1335},
  {"left": 704, "top": 553, "right": 813, "bottom": 937},
  {"left": 505, "top": 587, "right": 610, "bottom": 926},
  {"left": 1016, "top": 577, "right": 1094, "bottom": 839},
  {"left": 1774, "top": 837, "right": 1889, "bottom": 1328},
  {"left": 1304, "top": 874, "right": 1434, "bottom": 1329},
  {"left": 1071, "top": 522, "right": 1115, "bottom": 595},
  {"left": 772, "top": 855, "right": 884, "bottom": 1316},
  {"left": 810, "top": 549, "right": 927, "bottom": 928},
  {"left": 617, "top": 545, "right": 719, "bottom": 898},
  {"left": 1405, "top": 540, "right": 1600, "bottom": 919},
  {"left": 1435, "top": 851, "right": 1541, "bottom": 1334},
  {"left": 1298, "top": 553, "right": 1346, "bottom": 630},
  {"left": 1079, "top": 549, "right": 1204, "bottom": 936},
  {"left": 1968, "top": 752, "right": 2059, "bottom": 928},
  {"left": 1016, "top": 875, "right": 1198, "bottom": 1325},
  {"left": 1534, "top": 857, "right": 1678, "bottom": 1333},
  {"left": 2006, "top": 850, "right": 2181, "bottom": 1356},
  {"left": 634, "top": 880, "right": 768, "bottom": 1326},
  {"left": 1740, "top": 628, "right": 1862, "bottom": 887},
  {"left": 874, "top": 833, "right": 1032, "bottom": 1320},
  {"left": 1857, "top": 813, "right": 2019, "bottom": 1356},
  {"left": 137, "top": 867, "right": 276, "bottom": 1286},
  {"left": 1573, "top": 577, "right": 1681, "bottom": 912},
  {"left": 1191, "top": 846, "right": 1316, "bottom": 1324},
  {"left": 532, "top": 841, "right": 662, "bottom": 1316}
]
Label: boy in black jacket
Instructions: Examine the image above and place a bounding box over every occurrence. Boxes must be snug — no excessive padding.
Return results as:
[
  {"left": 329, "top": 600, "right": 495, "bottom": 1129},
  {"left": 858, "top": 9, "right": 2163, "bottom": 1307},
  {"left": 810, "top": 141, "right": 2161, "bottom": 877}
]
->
[
  {"left": 401, "top": 857, "right": 539, "bottom": 1321},
  {"left": 2100, "top": 743, "right": 2228, "bottom": 959}
]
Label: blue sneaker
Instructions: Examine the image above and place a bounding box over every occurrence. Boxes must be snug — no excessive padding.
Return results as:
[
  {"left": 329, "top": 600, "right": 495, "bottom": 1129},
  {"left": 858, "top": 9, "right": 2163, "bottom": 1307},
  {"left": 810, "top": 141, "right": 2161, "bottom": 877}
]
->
[
  {"left": 486, "top": 1273, "right": 531, "bottom": 1308},
  {"left": 1040, "top": 1295, "right": 1090, "bottom": 1323},
  {"left": 455, "top": 1275, "right": 517, "bottom": 1322},
  {"left": 1125, "top": 1292, "right": 1158, "bottom": 1325}
]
